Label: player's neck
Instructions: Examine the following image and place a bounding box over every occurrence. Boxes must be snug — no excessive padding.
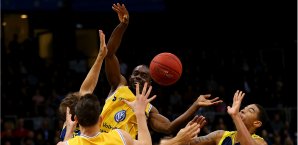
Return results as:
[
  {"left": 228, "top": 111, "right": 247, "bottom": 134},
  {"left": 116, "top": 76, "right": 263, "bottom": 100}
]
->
[
  {"left": 234, "top": 129, "right": 255, "bottom": 142},
  {"left": 80, "top": 125, "right": 100, "bottom": 138}
]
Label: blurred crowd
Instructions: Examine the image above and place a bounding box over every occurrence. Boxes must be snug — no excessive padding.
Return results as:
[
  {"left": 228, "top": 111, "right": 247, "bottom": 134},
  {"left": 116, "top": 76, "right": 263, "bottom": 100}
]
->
[{"left": 1, "top": 33, "right": 297, "bottom": 145}]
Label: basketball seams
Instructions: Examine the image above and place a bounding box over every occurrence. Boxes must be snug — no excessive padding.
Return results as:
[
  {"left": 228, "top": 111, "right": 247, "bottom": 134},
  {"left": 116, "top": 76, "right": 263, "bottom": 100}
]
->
[
  {"left": 149, "top": 52, "right": 182, "bottom": 86},
  {"left": 151, "top": 60, "right": 181, "bottom": 77},
  {"left": 150, "top": 65, "right": 177, "bottom": 86},
  {"left": 165, "top": 53, "right": 182, "bottom": 71}
]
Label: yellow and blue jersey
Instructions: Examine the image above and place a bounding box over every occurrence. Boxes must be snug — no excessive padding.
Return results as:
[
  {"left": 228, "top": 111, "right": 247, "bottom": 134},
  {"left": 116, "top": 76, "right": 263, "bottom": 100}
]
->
[
  {"left": 59, "top": 125, "right": 80, "bottom": 141},
  {"left": 67, "top": 129, "right": 126, "bottom": 145},
  {"left": 218, "top": 131, "right": 264, "bottom": 145},
  {"left": 99, "top": 86, "right": 152, "bottom": 139}
]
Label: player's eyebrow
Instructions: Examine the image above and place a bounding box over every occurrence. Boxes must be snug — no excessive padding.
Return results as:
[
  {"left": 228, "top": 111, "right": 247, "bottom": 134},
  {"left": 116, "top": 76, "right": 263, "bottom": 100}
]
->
[{"left": 249, "top": 108, "right": 255, "bottom": 112}]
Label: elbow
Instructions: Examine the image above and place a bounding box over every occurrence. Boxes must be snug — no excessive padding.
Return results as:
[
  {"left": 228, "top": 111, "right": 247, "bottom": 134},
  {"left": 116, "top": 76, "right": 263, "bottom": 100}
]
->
[{"left": 163, "top": 126, "right": 176, "bottom": 135}]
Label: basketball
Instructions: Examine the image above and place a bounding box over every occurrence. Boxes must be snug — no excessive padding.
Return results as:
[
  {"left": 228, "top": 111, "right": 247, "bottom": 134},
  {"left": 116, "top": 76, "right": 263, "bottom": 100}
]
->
[{"left": 149, "top": 52, "right": 182, "bottom": 86}]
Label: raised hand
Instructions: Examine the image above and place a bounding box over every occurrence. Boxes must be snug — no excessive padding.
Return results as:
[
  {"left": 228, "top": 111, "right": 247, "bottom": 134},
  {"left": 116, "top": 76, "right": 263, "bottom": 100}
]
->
[
  {"left": 112, "top": 3, "right": 129, "bottom": 24},
  {"left": 227, "top": 90, "right": 245, "bottom": 116},
  {"left": 66, "top": 107, "right": 78, "bottom": 132},
  {"left": 196, "top": 94, "right": 223, "bottom": 107},
  {"left": 123, "top": 82, "right": 156, "bottom": 114},
  {"left": 160, "top": 115, "right": 206, "bottom": 145},
  {"left": 98, "top": 30, "right": 108, "bottom": 57},
  {"left": 188, "top": 115, "right": 207, "bottom": 127}
]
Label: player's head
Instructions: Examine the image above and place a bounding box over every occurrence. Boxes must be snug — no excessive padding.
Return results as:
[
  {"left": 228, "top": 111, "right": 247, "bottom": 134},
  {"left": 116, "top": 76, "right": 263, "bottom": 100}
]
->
[
  {"left": 129, "top": 64, "right": 151, "bottom": 92},
  {"left": 239, "top": 104, "right": 268, "bottom": 133},
  {"left": 75, "top": 93, "right": 101, "bottom": 127},
  {"left": 59, "top": 92, "right": 80, "bottom": 122}
]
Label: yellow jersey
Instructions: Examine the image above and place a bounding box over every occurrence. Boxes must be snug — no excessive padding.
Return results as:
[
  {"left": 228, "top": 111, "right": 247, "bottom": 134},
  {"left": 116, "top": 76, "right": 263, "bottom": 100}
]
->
[
  {"left": 67, "top": 129, "right": 125, "bottom": 145},
  {"left": 218, "top": 131, "right": 264, "bottom": 145},
  {"left": 99, "top": 86, "right": 153, "bottom": 139}
]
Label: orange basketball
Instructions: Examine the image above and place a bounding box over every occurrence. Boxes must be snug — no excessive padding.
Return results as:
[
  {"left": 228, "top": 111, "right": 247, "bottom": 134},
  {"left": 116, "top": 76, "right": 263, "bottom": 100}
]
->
[{"left": 149, "top": 52, "right": 182, "bottom": 86}]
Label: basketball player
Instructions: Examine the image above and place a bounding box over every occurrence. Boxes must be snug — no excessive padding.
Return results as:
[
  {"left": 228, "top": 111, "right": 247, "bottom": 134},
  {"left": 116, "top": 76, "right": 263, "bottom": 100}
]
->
[
  {"left": 161, "top": 90, "right": 269, "bottom": 145},
  {"left": 58, "top": 29, "right": 107, "bottom": 140},
  {"left": 57, "top": 82, "right": 156, "bottom": 145},
  {"left": 102, "top": 2, "right": 223, "bottom": 139},
  {"left": 58, "top": 3, "right": 222, "bottom": 141}
]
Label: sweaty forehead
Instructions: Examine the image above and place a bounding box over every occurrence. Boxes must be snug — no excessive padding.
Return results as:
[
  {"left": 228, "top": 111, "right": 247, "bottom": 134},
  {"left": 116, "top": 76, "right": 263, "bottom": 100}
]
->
[
  {"left": 246, "top": 104, "right": 260, "bottom": 112},
  {"left": 133, "top": 65, "right": 149, "bottom": 73}
]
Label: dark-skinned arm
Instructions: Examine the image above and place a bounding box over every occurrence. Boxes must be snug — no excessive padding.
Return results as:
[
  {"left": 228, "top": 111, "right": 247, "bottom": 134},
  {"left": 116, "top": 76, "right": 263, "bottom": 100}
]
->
[
  {"left": 149, "top": 103, "right": 199, "bottom": 135},
  {"left": 105, "top": 3, "right": 129, "bottom": 92},
  {"left": 149, "top": 94, "right": 222, "bottom": 134}
]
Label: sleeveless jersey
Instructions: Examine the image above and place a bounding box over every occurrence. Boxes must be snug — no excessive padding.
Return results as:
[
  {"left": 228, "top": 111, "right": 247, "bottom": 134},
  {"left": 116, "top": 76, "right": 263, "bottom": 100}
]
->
[
  {"left": 67, "top": 129, "right": 126, "bottom": 145},
  {"left": 60, "top": 125, "right": 80, "bottom": 141},
  {"left": 99, "top": 86, "right": 153, "bottom": 139},
  {"left": 218, "top": 131, "right": 264, "bottom": 145}
]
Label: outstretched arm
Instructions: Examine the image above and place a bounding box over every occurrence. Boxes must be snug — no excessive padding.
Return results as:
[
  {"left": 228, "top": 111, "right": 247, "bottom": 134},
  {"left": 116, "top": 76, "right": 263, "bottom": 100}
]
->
[
  {"left": 79, "top": 30, "right": 107, "bottom": 96},
  {"left": 149, "top": 94, "right": 222, "bottom": 135},
  {"left": 159, "top": 115, "right": 207, "bottom": 145},
  {"left": 123, "top": 82, "right": 157, "bottom": 145},
  {"left": 189, "top": 130, "right": 224, "bottom": 145},
  {"left": 105, "top": 3, "right": 129, "bottom": 92},
  {"left": 227, "top": 90, "right": 267, "bottom": 145}
]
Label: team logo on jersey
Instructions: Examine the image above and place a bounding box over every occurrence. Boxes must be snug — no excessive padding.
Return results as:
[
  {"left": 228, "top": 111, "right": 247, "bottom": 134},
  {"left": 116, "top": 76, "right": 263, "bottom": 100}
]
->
[
  {"left": 112, "top": 96, "right": 116, "bottom": 101},
  {"left": 114, "top": 110, "right": 126, "bottom": 123}
]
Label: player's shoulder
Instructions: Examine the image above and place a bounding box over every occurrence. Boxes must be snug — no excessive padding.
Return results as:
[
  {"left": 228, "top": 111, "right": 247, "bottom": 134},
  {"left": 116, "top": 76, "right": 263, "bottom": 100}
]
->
[
  {"left": 115, "top": 129, "right": 134, "bottom": 145},
  {"left": 108, "top": 85, "right": 128, "bottom": 98},
  {"left": 56, "top": 141, "right": 67, "bottom": 145},
  {"left": 212, "top": 130, "right": 226, "bottom": 141},
  {"left": 254, "top": 137, "right": 268, "bottom": 145}
]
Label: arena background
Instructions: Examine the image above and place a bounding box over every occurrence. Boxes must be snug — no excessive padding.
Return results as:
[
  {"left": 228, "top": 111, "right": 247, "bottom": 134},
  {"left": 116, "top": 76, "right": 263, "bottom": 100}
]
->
[{"left": 1, "top": 0, "right": 297, "bottom": 144}]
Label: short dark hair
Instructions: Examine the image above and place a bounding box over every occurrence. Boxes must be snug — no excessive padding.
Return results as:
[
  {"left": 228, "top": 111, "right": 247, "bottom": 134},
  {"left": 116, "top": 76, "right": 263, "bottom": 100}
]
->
[
  {"left": 255, "top": 104, "right": 269, "bottom": 126},
  {"left": 75, "top": 94, "right": 101, "bottom": 127}
]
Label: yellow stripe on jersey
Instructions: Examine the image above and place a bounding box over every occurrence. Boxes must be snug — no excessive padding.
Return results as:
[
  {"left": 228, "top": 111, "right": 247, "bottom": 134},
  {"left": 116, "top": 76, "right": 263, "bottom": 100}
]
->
[
  {"left": 218, "top": 131, "right": 264, "bottom": 145},
  {"left": 67, "top": 129, "right": 125, "bottom": 145},
  {"left": 99, "top": 86, "right": 152, "bottom": 139}
]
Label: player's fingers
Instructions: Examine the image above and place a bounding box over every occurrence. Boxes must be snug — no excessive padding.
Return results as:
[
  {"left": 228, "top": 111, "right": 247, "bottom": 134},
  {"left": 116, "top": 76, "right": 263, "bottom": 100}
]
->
[
  {"left": 203, "top": 94, "right": 211, "bottom": 98},
  {"left": 240, "top": 92, "right": 245, "bottom": 100},
  {"left": 212, "top": 100, "right": 223, "bottom": 104},
  {"left": 66, "top": 107, "right": 72, "bottom": 120},
  {"left": 197, "top": 116, "right": 205, "bottom": 125},
  {"left": 122, "top": 100, "right": 132, "bottom": 108},
  {"left": 191, "top": 124, "right": 201, "bottom": 137},
  {"left": 136, "top": 83, "right": 140, "bottom": 96},
  {"left": 145, "top": 85, "right": 152, "bottom": 98},
  {"left": 99, "top": 30, "right": 105, "bottom": 43},
  {"left": 189, "top": 123, "right": 199, "bottom": 133},
  {"left": 112, "top": 5, "right": 119, "bottom": 11},
  {"left": 227, "top": 106, "right": 231, "bottom": 110},
  {"left": 147, "top": 95, "right": 156, "bottom": 103},
  {"left": 189, "top": 115, "right": 199, "bottom": 125},
  {"left": 141, "top": 82, "right": 148, "bottom": 96},
  {"left": 210, "top": 97, "right": 220, "bottom": 102},
  {"left": 200, "top": 120, "right": 207, "bottom": 128},
  {"left": 233, "top": 90, "right": 239, "bottom": 102}
]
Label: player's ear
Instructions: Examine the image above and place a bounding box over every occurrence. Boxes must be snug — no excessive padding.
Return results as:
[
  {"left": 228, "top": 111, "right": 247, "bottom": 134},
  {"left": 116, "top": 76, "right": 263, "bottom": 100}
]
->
[
  {"left": 74, "top": 115, "right": 78, "bottom": 122},
  {"left": 98, "top": 116, "right": 103, "bottom": 125}
]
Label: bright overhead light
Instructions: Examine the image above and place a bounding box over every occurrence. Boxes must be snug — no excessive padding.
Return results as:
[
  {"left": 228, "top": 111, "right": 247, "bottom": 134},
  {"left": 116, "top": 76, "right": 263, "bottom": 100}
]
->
[{"left": 20, "top": 14, "right": 28, "bottom": 19}]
